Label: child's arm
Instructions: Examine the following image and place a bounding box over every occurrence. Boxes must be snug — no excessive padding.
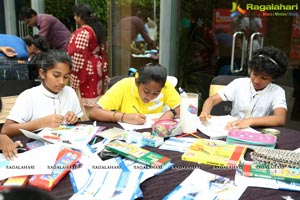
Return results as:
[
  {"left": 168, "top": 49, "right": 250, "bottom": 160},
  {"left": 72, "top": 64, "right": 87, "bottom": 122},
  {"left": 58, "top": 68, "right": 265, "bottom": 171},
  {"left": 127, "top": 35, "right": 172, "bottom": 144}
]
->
[
  {"left": 1, "top": 114, "right": 64, "bottom": 137},
  {"left": 63, "top": 111, "right": 79, "bottom": 124},
  {"left": 89, "top": 105, "right": 146, "bottom": 125},
  {"left": 159, "top": 106, "right": 180, "bottom": 120},
  {"left": 225, "top": 107, "right": 287, "bottom": 129},
  {"left": 199, "top": 93, "right": 223, "bottom": 122},
  {"left": 0, "top": 134, "right": 23, "bottom": 160}
]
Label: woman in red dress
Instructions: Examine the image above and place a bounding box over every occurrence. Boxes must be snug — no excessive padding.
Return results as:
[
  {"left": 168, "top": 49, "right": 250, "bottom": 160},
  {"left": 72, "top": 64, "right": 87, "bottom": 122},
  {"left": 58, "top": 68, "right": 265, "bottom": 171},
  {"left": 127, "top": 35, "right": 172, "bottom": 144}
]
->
[{"left": 67, "top": 4, "right": 109, "bottom": 120}]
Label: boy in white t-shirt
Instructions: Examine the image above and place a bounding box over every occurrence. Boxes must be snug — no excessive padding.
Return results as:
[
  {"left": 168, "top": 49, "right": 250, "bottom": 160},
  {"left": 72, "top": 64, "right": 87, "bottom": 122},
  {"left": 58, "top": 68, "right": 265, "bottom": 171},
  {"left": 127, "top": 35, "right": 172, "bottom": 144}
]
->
[{"left": 200, "top": 46, "right": 288, "bottom": 130}]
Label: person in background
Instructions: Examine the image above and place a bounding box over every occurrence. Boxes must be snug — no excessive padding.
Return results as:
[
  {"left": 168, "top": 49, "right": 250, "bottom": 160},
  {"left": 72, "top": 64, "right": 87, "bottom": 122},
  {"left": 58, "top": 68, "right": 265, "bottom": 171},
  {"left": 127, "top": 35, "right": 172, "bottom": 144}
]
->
[
  {"left": 0, "top": 34, "right": 49, "bottom": 80},
  {"left": 0, "top": 34, "right": 49, "bottom": 60},
  {"left": 0, "top": 134, "right": 23, "bottom": 160},
  {"left": 112, "top": 12, "right": 156, "bottom": 75},
  {"left": 0, "top": 34, "right": 28, "bottom": 60},
  {"left": 1, "top": 50, "right": 83, "bottom": 138},
  {"left": 0, "top": 46, "right": 18, "bottom": 57},
  {"left": 67, "top": 4, "right": 109, "bottom": 121},
  {"left": 19, "top": 7, "right": 71, "bottom": 51},
  {"left": 200, "top": 46, "right": 288, "bottom": 129},
  {"left": 89, "top": 63, "right": 180, "bottom": 125},
  {"left": 23, "top": 34, "right": 49, "bottom": 61}
]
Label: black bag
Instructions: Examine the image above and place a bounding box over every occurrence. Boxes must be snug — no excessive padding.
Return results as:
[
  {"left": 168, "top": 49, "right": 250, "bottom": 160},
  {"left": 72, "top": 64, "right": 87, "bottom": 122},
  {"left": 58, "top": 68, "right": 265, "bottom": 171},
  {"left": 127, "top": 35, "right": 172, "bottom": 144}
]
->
[{"left": 0, "top": 58, "right": 29, "bottom": 80}]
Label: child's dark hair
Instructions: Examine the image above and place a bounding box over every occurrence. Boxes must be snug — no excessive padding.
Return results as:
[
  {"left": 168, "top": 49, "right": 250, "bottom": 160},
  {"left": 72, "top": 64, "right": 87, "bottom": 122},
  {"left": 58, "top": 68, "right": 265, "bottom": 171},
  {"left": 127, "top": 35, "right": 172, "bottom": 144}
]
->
[
  {"left": 19, "top": 7, "right": 37, "bottom": 20},
  {"left": 73, "top": 4, "right": 106, "bottom": 45},
  {"left": 249, "top": 46, "right": 288, "bottom": 79},
  {"left": 29, "top": 50, "right": 72, "bottom": 72},
  {"left": 0, "top": 187, "right": 55, "bottom": 200},
  {"left": 137, "top": 63, "right": 167, "bottom": 87},
  {"left": 23, "top": 34, "right": 49, "bottom": 52}
]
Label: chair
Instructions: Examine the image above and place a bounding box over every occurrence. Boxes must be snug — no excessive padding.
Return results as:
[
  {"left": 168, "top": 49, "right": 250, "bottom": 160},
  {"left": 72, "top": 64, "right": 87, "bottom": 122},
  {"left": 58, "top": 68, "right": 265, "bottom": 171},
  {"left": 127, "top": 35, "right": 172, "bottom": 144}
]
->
[
  {"left": 0, "top": 96, "right": 18, "bottom": 123},
  {"left": 167, "top": 76, "right": 178, "bottom": 87},
  {"left": 0, "top": 80, "right": 37, "bottom": 124},
  {"left": 209, "top": 75, "right": 242, "bottom": 115}
]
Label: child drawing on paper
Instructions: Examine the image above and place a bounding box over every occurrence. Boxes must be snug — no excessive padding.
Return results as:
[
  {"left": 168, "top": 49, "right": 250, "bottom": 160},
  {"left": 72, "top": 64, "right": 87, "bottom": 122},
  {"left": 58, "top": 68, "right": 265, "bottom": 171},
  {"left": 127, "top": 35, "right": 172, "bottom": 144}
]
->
[
  {"left": 89, "top": 63, "right": 180, "bottom": 125},
  {"left": 1, "top": 50, "right": 83, "bottom": 138},
  {"left": 200, "top": 46, "right": 288, "bottom": 129}
]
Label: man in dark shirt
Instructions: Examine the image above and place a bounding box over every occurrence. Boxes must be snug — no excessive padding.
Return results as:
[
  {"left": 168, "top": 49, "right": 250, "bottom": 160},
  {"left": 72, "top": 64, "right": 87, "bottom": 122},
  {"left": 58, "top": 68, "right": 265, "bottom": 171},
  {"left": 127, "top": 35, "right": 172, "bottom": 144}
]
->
[
  {"left": 19, "top": 7, "right": 71, "bottom": 51},
  {"left": 112, "top": 15, "right": 156, "bottom": 75}
]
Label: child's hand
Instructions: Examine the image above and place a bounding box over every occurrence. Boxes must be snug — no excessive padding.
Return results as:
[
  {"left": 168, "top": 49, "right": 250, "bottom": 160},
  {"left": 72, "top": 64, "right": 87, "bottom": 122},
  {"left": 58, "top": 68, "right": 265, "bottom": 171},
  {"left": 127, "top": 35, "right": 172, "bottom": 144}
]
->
[
  {"left": 0, "top": 46, "right": 17, "bottom": 57},
  {"left": 199, "top": 112, "right": 211, "bottom": 122},
  {"left": 43, "top": 114, "right": 64, "bottom": 128},
  {"left": 0, "top": 135, "right": 23, "bottom": 160},
  {"left": 123, "top": 113, "right": 146, "bottom": 125},
  {"left": 225, "top": 119, "right": 251, "bottom": 130},
  {"left": 63, "top": 111, "right": 78, "bottom": 124}
]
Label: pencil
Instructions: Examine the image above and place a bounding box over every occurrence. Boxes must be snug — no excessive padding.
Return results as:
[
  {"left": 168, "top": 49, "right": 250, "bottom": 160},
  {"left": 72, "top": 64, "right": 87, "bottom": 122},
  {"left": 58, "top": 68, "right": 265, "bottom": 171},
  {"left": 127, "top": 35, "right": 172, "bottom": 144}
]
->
[
  {"left": 190, "top": 133, "right": 202, "bottom": 139},
  {"left": 91, "top": 137, "right": 98, "bottom": 145},
  {"left": 133, "top": 105, "right": 140, "bottom": 114}
]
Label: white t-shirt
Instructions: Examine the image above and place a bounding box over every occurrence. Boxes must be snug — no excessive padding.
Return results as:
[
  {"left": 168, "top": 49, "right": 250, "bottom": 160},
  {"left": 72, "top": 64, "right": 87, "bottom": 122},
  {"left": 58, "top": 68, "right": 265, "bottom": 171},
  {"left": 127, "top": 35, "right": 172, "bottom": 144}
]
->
[
  {"left": 7, "top": 84, "right": 83, "bottom": 123},
  {"left": 218, "top": 77, "right": 287, "bottom": 119}
]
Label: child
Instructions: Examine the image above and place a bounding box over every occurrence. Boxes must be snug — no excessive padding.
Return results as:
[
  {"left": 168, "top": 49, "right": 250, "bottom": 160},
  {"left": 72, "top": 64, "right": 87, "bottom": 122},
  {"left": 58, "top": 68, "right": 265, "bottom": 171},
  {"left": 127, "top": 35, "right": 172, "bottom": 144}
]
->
[
  {"left": 0, "top": 134, "right": 22, "bottom": 160},
  {"left": 89, "top": 63, "right": 180, "bottom": 125},
  {"left": 1, "top": 50, "right": 83, "bottom": 137},
  {"left": 200, "top": 46, "right": 288, "bottom": 130}
]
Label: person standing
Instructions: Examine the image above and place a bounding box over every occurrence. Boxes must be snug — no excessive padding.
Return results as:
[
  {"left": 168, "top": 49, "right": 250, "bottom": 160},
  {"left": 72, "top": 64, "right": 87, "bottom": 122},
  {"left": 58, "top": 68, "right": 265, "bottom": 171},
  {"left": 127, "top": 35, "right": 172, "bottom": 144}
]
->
[
  {"left": 67, "top": 4, "right": 109, "bottom": 120},
  {"left": 112, "top": 13, "right": 156, "bottom": 75},
  {"left": 0, "top": 34, "right": 49, "bottom": 80},
  {"left": 19, "top": 7, "right": 71, "bottom": 51}
]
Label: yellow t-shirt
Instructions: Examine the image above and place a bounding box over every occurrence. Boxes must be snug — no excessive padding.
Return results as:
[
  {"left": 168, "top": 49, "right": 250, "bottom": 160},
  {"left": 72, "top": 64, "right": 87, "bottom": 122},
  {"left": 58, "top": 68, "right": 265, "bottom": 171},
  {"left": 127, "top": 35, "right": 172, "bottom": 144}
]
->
[{"left": 98, "top": 77, "right": 180, "bottom": 113}]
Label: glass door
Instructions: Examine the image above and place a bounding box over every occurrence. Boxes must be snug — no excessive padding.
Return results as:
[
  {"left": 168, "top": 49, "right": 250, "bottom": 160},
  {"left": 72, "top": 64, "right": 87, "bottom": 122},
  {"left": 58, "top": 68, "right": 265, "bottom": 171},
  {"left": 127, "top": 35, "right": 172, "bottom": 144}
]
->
[
  {"left": 213, "top": 4, "right": 267, "bottom": 76},
  {"left": 177, "top": 0, "right": 300, "bottom": 126}
]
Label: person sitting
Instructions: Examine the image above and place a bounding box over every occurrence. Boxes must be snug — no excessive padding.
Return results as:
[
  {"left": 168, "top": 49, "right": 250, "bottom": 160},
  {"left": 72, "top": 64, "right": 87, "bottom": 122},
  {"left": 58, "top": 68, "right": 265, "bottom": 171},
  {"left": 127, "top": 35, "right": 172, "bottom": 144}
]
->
[
  {"left": 200, "top": 46, "right": 288, "bottom": 129},
  {"left": 1, "top": 50, "right": 83, "bottom": 138},
  {"left": 89, "top": 63, "right": 180, "bottom": 125}
]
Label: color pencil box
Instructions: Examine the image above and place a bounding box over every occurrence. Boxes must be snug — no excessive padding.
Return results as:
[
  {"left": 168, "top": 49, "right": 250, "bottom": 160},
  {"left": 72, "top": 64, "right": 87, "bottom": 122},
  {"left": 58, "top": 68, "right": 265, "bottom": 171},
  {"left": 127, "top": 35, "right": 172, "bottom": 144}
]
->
[
  {"left": 252, "top": 147, "right": 300, "bottom": 168},
  {"left": 28, "top": 148, "right": 81, "bottom": 191},
  {"left": 227, "top": 130, "right": 277, "bottom": 145},
  {"left": 152, "top": 119, "right": 182, "bottom": 138}
]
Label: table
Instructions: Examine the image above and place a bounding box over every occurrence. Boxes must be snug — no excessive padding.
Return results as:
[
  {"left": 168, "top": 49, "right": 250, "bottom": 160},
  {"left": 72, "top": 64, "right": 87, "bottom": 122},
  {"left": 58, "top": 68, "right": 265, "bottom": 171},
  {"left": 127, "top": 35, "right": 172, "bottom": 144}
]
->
[
  {"left": 24, "top": 123, "right": 300, "bottom": 200},
  {"left": 131, "top": 54, "right": 159, "bottom": 69}
]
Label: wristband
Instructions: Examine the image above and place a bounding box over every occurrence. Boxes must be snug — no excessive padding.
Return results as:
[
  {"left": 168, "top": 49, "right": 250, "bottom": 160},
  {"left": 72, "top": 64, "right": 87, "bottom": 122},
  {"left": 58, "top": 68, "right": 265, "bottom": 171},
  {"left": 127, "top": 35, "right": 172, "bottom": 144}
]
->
[
  {"left": 169, "top": 109, "right": 177, "bottom": 118},
  {"left": 112, "top": 111, "right": 117, "bottom": 122},
  {"left": 121, "top": 113, "right": 125, "bottom": 122}
]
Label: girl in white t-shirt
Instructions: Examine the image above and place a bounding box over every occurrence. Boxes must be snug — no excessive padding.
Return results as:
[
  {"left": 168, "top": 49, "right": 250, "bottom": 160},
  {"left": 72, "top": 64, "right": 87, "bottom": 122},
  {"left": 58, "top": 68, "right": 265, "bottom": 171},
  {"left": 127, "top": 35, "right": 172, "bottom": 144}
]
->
[
  {"left": 1, "top": 50, "right": 83, "bottom": 140},
  {"left": 200, "top": 46, "right": 288, "bottom": 130}
]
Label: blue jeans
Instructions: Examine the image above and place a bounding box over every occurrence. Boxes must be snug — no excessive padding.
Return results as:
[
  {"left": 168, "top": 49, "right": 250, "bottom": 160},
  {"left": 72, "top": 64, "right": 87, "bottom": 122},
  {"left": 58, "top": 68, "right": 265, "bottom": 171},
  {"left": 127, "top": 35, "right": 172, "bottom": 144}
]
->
[{"left": 0, "top": 58, "right": 29, "bottom": 80}]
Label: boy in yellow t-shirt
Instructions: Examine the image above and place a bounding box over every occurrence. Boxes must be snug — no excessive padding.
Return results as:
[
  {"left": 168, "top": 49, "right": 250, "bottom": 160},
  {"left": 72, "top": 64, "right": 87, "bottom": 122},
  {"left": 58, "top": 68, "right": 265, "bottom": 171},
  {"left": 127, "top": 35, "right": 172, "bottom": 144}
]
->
[{"left": 90, "top": 63, "right": 180, "bottom": 125}]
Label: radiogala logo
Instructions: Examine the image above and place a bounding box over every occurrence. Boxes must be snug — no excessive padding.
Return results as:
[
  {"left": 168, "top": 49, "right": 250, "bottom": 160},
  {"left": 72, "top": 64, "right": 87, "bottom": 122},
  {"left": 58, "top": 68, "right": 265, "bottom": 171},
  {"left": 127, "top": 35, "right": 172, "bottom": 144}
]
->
[{"left": 231, "top": 1, "right": 299, "bottom": 16}]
